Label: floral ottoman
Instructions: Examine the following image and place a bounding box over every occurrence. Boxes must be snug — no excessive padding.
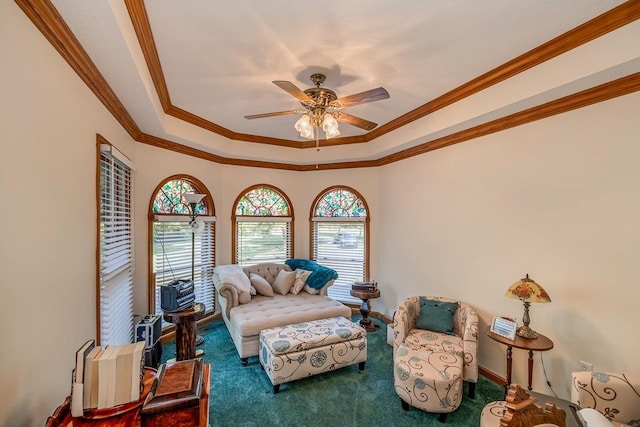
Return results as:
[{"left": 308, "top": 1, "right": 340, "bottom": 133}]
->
[
  {"left": 259, "top": 316, "right": 367, "bottom": 393},
  {"left": 394, "top": 342, "right": 464, "bottom": 421}
]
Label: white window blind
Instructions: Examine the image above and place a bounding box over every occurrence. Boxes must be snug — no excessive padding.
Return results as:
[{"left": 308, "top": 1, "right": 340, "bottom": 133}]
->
[
  {"left": 152, "top": 219, "right": 216, "bottom": 318},
  {"left": 236, "top": 218, "right": 291, "bottom": 266},
  {"left": 99, "top": 147, "right": 134, "bottom": 346},
  {"left": 312, "top": 220, "right": 365, "bottom": 304}
]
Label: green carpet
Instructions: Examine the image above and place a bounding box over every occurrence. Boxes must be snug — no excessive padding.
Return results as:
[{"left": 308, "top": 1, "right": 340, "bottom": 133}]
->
[{"left": 161, "top": 316, "right": 503, "bottom": 426}]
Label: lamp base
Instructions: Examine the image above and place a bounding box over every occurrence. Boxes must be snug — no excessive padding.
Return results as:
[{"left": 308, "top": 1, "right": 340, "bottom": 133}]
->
[{"left": 516, "top": 325, "right": 538, "bottom": 339}]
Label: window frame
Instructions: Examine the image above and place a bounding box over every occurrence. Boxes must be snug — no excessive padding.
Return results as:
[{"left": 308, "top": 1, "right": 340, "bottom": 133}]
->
[
  {"left": 147, "top": 175, "right": 216, "bottom": 323},
  {"left": 96, "top": 135, "right": 135, "bottom": 346},
  {"left": 232, "top": 184, "right": 294, "bottom": 265},
  {"left": 309, "top": 186, "right": 370, "bottom": 303}
]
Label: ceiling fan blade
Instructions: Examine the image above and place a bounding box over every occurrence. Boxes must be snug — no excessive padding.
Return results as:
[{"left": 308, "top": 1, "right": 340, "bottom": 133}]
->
[
  {"left": 333, "top": 87, "right": 389, "bottom": 108},
  {"left": 334, "top": 112, "right": 378, "bottom": 131},
  {"left": 272, "top": 81, "right": 313, "bottom": 103},
  {"left": 244, "top": 110, "right": 302, "bottom": 120}
]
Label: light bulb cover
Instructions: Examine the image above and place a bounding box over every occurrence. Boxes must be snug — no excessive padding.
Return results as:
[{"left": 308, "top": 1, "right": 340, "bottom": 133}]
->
[
  {"left": 295, "top": 114, "right": 314, "bottom": 139},
  {"left": 322, "top": 113, "right": 340, "bottom": 139}
]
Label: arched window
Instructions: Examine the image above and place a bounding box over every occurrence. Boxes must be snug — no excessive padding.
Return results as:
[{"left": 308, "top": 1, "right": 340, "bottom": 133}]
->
[
  {"left": 149, "top": 175, "right": 216, "bottom": 322},
  {"left": 233, "top": 185, "right": 293, "bottom": 265},
  {"left": 311, "top": 186, "right": 369, "bottom": 303}
]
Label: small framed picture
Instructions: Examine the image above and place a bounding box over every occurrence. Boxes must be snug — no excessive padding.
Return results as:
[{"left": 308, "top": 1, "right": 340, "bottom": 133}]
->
[{"left": 490, "top": 316, "right": 517, "bottom": 340}]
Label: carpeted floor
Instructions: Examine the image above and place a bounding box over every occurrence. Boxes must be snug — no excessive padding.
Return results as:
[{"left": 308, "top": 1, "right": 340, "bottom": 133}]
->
[{"left": 161, "top": 316, "right": 503, "bottom": 426}]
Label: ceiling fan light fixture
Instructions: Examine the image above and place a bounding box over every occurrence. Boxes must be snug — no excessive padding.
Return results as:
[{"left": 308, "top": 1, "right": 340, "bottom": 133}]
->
[
  {"left": 322, "top": 113, "right": 340, "bottom": 139},
  {"left": 295, "top": 114, "right": 314, "bottom": 139}
]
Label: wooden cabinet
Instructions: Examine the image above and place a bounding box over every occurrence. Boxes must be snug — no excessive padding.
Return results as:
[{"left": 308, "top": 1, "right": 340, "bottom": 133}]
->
[{"left": 141, "top": 359, "right": 210, "bottom": 427}]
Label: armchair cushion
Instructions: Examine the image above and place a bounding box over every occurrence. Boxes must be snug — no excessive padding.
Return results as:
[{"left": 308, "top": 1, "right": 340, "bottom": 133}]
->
[{"left": 417, "top": 297, "right": 458, "bottom": 335}]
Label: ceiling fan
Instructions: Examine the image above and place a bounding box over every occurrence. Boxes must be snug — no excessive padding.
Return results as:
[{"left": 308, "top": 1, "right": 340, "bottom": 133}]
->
[{"left": 244, "top": 73, "right": 389, "bottom": 139}]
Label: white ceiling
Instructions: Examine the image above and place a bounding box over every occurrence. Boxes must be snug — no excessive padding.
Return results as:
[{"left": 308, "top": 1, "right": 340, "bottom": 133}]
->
[{"left": 49, "top": 0, "right": 637, "bottom": 164}]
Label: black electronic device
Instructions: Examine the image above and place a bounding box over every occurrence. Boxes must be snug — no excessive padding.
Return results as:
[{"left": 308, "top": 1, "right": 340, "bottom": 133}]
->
[
  {"left": 352, "top": 281, "right": 378, "bottom": 292},
  {"left": 160, "top": 279, "right": 195, "bottom": 312},
  {"left": 135, "top": 314, "right": 162, "bottom": 349}
]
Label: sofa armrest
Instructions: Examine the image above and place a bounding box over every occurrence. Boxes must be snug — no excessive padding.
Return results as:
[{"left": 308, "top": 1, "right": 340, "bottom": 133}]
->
[
  {"left": 214, "top": 274, "right": 240, "bottom": 320},
  {"left": 392, "top": 296, "right": 418, "bottom": 352}
]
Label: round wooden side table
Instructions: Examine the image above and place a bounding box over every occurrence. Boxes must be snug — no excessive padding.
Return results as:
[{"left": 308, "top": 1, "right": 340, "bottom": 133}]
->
[
  {"left": 163, "top": 302, "right": 206, "bottom": 361},
  {"left": 485, "top": 326, "right": 553, "bottom": 393},
  {"left": 350, "top": 289, "right": 381, "bottom": 331}
]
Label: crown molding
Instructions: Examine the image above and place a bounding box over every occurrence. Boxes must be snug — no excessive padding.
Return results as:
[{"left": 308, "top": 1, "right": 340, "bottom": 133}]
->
[{"left": 14, "top": 0, "right": 640, "bottom": 170}]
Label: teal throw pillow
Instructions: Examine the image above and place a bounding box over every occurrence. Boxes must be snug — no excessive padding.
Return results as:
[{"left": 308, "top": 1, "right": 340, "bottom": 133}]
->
[{"left": 416, "top": 297, "right": 459, "bottom": 335}]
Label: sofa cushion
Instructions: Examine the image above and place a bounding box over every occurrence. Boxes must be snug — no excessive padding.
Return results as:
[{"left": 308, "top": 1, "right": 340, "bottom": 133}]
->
[
  {"left": 214, "top": 264, "right": 252, "bottom": 304},
  {"left": 272, "top": 269, "right": 296, "bottom": 295},
  {"left": 291, "top": 269, "right": 312, "bottom": 295},
  {"left": 404, "top": 328, "right": 464, "bottom": 358},
  {"left": 417, "top": 297, "right": 458, "bottom": 335},
  {"left": 230, "top": 293, "right": 352, "bottom": 338},
  {"left": 250, "top": 273, "right": 274, "bottom": 297}
]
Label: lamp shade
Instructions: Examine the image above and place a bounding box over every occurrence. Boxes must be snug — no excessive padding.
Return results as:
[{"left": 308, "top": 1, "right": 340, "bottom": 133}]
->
[
  {"left": 183, "top": 193, "right": 205, "bottom": 205},
  {"left": 505, "top": 274, "right": 551, "bottom": 303},
  {"left": 322, "top": 113, "right": 340, "bottom": 139},
  {"left": 294, "top": 114, "right": 314, "bottom": 139}
]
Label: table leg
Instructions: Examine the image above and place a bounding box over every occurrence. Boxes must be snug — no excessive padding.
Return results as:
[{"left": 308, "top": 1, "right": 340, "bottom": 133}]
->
[
  {"left": 505, "top": 346, "right": 513, "bottom": 394},
  {"left": 358, "top": 298, "right": 378, "bottom": 331},
  {"left": 528, "top": 350, "right": 534, "bottom": 390},
  {"left": 175, "top": 320, "right": 197, "bottom": 361}
]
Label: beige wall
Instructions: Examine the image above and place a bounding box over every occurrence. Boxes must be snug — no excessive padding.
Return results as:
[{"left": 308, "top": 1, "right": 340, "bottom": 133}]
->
[
  {"left": 2, "top": 0, "right": 639, "bottom": 425},
  {"left": 0, "top": 3, "right": 135, "bottom": 426},
  {"left": 377, "top": 92, "right": 640, "bottom": 399}
]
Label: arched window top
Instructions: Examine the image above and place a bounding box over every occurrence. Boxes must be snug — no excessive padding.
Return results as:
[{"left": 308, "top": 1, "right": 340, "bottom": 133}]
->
[
  {"left": 151, "top": 176, "right": 212, "bottom": 216},
  {"left": 235, "top": 185, "right": 291, "bottom": 217},
  {"left": 313, "top": 187, "right": 367, "bottom": 218}
]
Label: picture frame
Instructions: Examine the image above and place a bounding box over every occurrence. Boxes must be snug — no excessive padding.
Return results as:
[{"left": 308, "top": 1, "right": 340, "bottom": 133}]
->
[{"left": 490, "top": 316, "right": 517, "bottom": 340}]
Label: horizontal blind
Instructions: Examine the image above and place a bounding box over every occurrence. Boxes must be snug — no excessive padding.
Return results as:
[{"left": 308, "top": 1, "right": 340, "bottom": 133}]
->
[
  {"left": 99, "top": 150, "right": 134, "bottom": 346},
  {"left": 152, "top": 221, "right": 215, "bottom": 320},
  {"left": 236, "top": 220, "right": 291, "bottom": 266},
  {"left": 312, "top": 221, "right": 365, "bottom": 304}
]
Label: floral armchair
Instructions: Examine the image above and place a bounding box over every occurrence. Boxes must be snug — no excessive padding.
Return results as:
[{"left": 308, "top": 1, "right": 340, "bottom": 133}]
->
[
  {"left": 393, "top": 295, "right": 479, "bottom": 397},
  {"left": 571, "top": 371, "right": 640, "bottom": 427}
]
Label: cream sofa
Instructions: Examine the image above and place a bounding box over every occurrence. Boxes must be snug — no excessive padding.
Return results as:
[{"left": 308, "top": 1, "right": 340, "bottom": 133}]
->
[{"left": 213, "top": 262, "right": 352, "bottom": 365}]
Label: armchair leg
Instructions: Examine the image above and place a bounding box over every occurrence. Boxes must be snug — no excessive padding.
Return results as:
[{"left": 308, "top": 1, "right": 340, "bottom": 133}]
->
[
  {"left": 438, "top": 413, "right": 448, "bottom": 423},
  {"left": 401, "top": 399, "right": 409, "bottom": 411},
  {"left": 468, "top": 382, "right": 476, "bottom": 399},
  {"left": 240, "top": 357, "right": 248, "bottom": 366}
]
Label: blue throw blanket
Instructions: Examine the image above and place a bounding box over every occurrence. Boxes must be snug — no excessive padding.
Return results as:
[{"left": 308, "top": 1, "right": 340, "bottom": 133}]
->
[{"left": 285, "top": 259, "right": 338, "bottom": 290}]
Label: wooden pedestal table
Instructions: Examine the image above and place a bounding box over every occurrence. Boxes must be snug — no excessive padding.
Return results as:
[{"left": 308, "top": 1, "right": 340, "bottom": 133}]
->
[
  {"left": 485, "top": 326, "right": 554, "bottom": 394},
  {"left": 350, "top": 289, "right": 381, "bottom": 331},
  {"left": 163, "top": 302, "right": 206, "bottom": 361}
]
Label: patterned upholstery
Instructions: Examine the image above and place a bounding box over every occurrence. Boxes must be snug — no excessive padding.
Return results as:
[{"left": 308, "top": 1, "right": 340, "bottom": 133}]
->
[
  {"left": 259, "top": 317, "right": 367, "bottom": 393},
  {"left": 571, "top": 371, "right": 640, "bottom": 427},
  {"left": 394, "top": 342, "right": 464, "bottom": 416},
  {"left": 393, "top": 296, "right": 479, "bottom": 385}
]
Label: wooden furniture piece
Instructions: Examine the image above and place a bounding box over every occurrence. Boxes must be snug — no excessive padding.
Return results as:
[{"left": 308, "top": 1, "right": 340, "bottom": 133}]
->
[
  {"left": 350, "top": 288, "right": 380, "bottom": 331},
  {"left": 141, "top": 359, "right": 210, "bottom": 427},
  {"left": 163, "top": 302, "right": 206, "bottom": 361},
  {"left": 480, "top": 384, "right": 568, "bottom": 427},
  {"left": 485, "top": 326, "right": 554, "bottom": 393},
  {"left": 46, "top": 368, "right": 156, "bottom": 427}
]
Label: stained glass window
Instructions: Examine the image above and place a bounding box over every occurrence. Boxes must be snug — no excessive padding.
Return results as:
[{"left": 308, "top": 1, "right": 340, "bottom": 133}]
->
[
  {"left": 312, "top": 187, "right": 369, "bottom": 303},
  {"left": 150, "top": 176, "right": 216, "bottom": 324},
  {"left": 153, "top": 178, "right": 207, "bottom": 215},
  {"left": 235, "top": 187, "right": 289, "bottom": 216},
  {"left": 234, "top": 185, "right": 293, "bottom": 265}
]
